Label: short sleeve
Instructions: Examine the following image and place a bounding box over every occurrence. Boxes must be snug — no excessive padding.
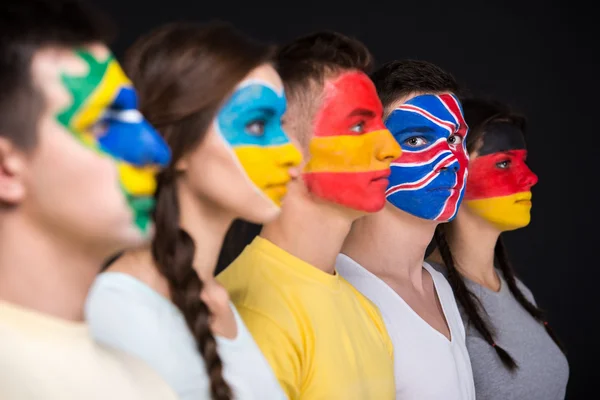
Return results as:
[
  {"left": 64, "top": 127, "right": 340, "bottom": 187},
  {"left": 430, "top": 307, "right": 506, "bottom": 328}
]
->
[
  {"left": 235, "top": 305, "right": 302, "bottom": 400},
  {"left": 85, "top": 273, "right": 209, "bottom": 400}
]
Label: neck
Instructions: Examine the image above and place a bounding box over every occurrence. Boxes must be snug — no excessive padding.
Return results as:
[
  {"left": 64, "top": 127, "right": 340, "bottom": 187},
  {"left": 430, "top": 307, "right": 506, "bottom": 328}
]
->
[
  {"left": 0, "top": 214, "right": 105, "bottom": 322},
  {"left": 342, "top": 203, "right": 436, "bottom": 287},
  {"left": 261, "top": 186, "right": 354, "bottom": 275},
  {"left": 441, "top": 208, "right": 501, "bottom": 288},
  {"left": 178, "top": 186, "right": 235, "bottom": 282}
]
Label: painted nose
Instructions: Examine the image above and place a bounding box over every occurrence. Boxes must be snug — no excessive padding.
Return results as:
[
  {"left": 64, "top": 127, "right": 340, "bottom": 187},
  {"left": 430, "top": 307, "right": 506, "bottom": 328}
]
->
[
  {"left": 519, "top": 167, "right": 539, "bottom": 188},
  {"left": 376, "top": 129, "right": 402, "bottom": 162},
  {"left": 99, "top": 118, "right": 171, "bottom": 168},
  {"left": 276, "top": 143, "right": 303, "bottom": 168},
  {"left": 440, "top": 161, "right": 459, "bottom": 172}
]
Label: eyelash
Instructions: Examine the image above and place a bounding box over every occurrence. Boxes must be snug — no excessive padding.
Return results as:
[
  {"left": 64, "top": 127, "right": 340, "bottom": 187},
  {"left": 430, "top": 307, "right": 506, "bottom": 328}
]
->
[
  {"left": 405, "top": 136, "right": 427, "bottom": 147},
  {"left": 496, "top": 159, "right": 511, "bottom": 169},
  {"left": 246, "top": 119, "right": 267, "bottom": 136},
  {"left": 350, "top": 121, "right": 365, "bottom": 133}
]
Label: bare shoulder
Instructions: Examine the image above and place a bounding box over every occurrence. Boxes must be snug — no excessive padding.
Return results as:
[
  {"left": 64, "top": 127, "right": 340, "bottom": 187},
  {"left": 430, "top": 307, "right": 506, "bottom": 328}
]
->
[{"left": 106, "top": 247, "right": 171, "bottom": 299}]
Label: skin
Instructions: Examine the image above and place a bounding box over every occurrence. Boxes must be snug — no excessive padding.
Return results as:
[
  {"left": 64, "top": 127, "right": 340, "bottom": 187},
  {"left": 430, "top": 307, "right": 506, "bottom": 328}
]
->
[
  {"left": 109, "top": 64, "right": 302, "bottom": 338},
  {"left": 261, "top": 70, "right": 401, "bottom": 275},
  {"left": 0, "top": 44, "right": 164, "bottom": 321},
  {"left": 428, "top": 123, "right": 537, "bottom": 290},
  {"left": 342, "top": 91, "right": 468, "bottom": 340}
]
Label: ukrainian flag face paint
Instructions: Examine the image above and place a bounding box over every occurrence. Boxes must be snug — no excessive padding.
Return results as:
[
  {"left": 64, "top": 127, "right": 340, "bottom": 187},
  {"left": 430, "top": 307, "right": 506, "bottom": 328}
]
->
[
  {"left": 303, "top": 72, "right": 402, "bottom": 213},
  {"left": 55, "top": 49, "right": 171, "bottom": 234},
  {"left": 215, "top": 79, "right": 302, "bottom": 207},
  {"left": 464, "top": 122, "right": 538, "bottom": 231}
]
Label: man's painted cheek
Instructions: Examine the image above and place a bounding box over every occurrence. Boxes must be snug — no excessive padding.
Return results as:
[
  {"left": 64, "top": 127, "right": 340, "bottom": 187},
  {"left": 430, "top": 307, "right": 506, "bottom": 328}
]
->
[
  {"left": 56, "top": 50, "right": 172, "bottom": 234},
  {"left": 302, "top": 129, "right": 399, "bottom": 213},
  {"left": 384, "top": 93, "right": 469, "bottom": 221},
  {"left": 302, "top": 71, "right": 401, "bottom": 212},
  {"left": 216, "top": 81, "right": 302, "bottom": 207}
]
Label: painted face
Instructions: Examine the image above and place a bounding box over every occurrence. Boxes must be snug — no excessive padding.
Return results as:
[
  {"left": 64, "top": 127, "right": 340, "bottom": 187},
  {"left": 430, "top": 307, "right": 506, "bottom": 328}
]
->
[
  {"left": 464, "top": 122, "right": 538, "bottom": 231},
  {"left": 303, "top": 72, "right": 402, "bottom": 212},
  {"left": 56, "top": 50, "right": 171, "bottom": 234},
  {"left": 215, "top": 79, "right": 302, "bottom": 208},
  {"left": 385, "top": 94, "right": 469, "bottom": 221}
]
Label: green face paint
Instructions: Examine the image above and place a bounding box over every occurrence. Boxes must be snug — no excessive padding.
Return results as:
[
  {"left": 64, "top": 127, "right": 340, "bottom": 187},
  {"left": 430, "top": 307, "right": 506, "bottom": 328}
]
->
[{"left": 54, "top": 49, "right": 171, "bottom": 235}]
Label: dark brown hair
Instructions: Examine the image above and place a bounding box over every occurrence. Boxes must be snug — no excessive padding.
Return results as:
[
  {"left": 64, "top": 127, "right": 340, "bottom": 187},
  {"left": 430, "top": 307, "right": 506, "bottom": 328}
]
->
[
  {"left": 370, "top": 59, "right": 459, "bottom": 117},
  {"left": 124, "top": 21, "right": 273, "bottom": 400},
  {"left": 216, "top": 30, "right": 373, "bottom": 274},
  {"left": 434, "top": 97, "right": 565, "bottom": 370},
  {"left": 0, "top": 0, "right": 114, "bottom": 150}
]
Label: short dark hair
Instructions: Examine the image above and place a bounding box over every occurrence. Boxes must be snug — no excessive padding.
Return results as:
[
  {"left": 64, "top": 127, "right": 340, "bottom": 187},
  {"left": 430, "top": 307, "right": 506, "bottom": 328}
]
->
[
  {"left": 370, "top": 59, "right": 459, "bottom": 114},
  {"left": 275, "top": 31, "right": 373, "bottom": 101},
  {"left": 0, "top": 0, "right": 115, "bottom": 149}
]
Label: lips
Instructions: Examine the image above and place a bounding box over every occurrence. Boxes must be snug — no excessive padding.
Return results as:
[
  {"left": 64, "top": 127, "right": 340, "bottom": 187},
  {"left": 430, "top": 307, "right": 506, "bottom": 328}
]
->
[
  {"left": 514, "top": 192, "right": 532, "bottom": 204},
  {"left": 371, "top": 169, "right": 391, "bottom": 182}
]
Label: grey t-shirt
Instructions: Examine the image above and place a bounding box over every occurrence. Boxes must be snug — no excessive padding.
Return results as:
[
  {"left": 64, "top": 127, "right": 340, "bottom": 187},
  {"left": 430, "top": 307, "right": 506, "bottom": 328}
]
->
[{"left": 429, "top": 262, "right": 569, "bottom": 400}]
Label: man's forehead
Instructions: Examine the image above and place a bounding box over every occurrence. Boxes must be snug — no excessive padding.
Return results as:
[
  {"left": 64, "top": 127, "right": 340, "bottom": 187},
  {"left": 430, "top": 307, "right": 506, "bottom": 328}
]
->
[
  {"left": 32, "top": 44, "right": 111, "bottom": 80},
  {"left": 387, "top": 90, "right": 455, "bottom": 113}
]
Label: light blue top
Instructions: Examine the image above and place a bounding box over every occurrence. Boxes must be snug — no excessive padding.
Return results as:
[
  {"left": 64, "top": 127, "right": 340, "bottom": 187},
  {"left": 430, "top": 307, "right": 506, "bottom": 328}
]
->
[{"left": 85, "top": 272, "right": 286, "bottom": 400}]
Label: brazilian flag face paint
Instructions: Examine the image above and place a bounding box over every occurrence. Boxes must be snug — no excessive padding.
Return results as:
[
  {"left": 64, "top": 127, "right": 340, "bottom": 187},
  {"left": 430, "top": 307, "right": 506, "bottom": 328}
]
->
[{"left": 55, "top": 49, "right": 171, "bottom": 234}]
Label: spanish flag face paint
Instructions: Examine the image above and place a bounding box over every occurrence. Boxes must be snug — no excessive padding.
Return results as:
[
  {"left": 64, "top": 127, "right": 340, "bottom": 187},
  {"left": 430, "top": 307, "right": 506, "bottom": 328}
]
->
[
  {"left": 464, "top": 122, "right": 538, "bottom": 231},
  {"left": 56, "top": 50, "right": 171, "bottom": 234},
  {"left": 303, "top": 72, "right": 402, "bottom": 212},
  {"left": 385, "top": 94, "right": 469, "bottom": 221},
  {"left": 215, "top": 79, "right": 302, "bottom": 208}
]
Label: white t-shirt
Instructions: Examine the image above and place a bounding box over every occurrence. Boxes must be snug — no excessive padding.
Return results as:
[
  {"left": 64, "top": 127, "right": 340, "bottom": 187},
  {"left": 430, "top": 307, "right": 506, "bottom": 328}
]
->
[
  {"left": 0, "top": 300, "right": 177, "bottom": 400},
  {"left": 336, "top": 255, "right": 476, "bottom": 400},
  {"left": 85, "top": 272, "right": 286, "bottom": 400}
]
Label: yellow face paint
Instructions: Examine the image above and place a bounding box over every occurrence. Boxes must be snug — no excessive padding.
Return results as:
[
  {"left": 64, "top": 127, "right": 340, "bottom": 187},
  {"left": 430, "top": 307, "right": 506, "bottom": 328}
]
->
[
  {"left": 56, "top": 50, "right": 171, "bottom": 233},
  {"left": 465, "top": 191, "right": 533, "bottom": 231},
  {"left": 233, "top": 143, "right": 302, "bottom": 206},
  {"left": 216, "top": 79, "right": 302, "bottom": 207}
]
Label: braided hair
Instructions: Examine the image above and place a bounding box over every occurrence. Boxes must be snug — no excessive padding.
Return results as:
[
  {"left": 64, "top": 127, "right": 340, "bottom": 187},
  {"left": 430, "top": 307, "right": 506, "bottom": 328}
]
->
[
  {"left": 434, "top": 97, "right": 565, "bottom": 371},
  {"left": 124, "top": 22, "right": 274, "bottom": 399}
]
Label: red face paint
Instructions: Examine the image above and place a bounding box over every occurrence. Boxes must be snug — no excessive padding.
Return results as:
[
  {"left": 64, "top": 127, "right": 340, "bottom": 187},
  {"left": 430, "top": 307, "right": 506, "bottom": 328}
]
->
[
  {"left": 303, "top": 71, "right": 401, "bottom": 212},
  {"left": 465, "top": 150, "right": 538, "bottom": 200}
]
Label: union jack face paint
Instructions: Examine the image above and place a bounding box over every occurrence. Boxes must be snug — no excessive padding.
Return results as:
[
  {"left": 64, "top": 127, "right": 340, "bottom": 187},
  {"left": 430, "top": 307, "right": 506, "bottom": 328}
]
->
[{"left": 385, "top": 94, "right": 469, "bottom": 221}]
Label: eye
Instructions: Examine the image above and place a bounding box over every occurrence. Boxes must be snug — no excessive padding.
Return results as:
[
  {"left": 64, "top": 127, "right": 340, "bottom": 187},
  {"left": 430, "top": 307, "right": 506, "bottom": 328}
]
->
[
  {"left": 496, "top": 160, "right": 511, "bottom": 169},
  {"left": 88, "top": 119, "right": 109, "bottom": 137},
  {"left": 404, "top": 136, "right": 427, "bottom": 147},
  {"left": 448, "top": 135, "right": 463, "bottom": 146},
  {"left": 350, "top": 121, "right": 365, "bottom": 134},
  {"left": 246, "top": 120, "right": 266, "bottom": 136}
]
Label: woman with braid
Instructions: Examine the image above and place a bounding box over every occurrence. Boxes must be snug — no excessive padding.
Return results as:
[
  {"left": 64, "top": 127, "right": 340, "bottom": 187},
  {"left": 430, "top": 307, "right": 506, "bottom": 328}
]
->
[
  {"left": 86, "top": 22, "right": 302, "bottom": 400},
  {"left": 427, "top": 97, "right": 569, "bottom": 399}
]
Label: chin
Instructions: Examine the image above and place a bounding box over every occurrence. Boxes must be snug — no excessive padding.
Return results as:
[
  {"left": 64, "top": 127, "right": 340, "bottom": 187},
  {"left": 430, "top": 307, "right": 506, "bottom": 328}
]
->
[
  {"left": 240, "top": 201, "right": 281, "bottom": 225},
  {"left": 492, "top": 216, "right": 531, "bottom": 232}
]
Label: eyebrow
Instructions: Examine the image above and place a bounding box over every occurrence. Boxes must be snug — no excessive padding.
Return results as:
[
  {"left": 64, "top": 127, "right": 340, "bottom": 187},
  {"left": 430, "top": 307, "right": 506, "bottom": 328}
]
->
[{"left": 348, "top": 108, "right": 377, "bottom": 119}]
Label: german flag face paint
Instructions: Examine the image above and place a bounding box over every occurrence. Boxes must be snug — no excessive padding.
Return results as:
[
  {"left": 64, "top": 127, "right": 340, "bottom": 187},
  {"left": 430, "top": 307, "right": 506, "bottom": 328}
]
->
[
  {"left": 464, "top": 122, "right": 538, "bottom": 231},
  {"left": 56, "top": 50, "right": 171, "bottom": 234},
  {"left": 385, "top": 94, "right": 469, "bottom": 221},
  {"left": 215, "top": 79, "right": 302, "bottom": 208},
  {"left": 303, "top": 72, "right": 402, "bottom": 212}
]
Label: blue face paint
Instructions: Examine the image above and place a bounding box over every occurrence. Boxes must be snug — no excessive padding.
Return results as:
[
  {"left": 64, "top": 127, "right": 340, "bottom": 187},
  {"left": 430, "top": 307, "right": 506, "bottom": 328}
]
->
[
  {"left": 385, "top": 94, "right": 469, "bottom": 222},
  {"left": 216, "top": 79, "right": 288, "bottom": 147},
  {"left": 214, "top": 79, "right": 302, "bottom": 207},
  {"left": 98, "top": 87, "right": 171, "bottom": 168}
]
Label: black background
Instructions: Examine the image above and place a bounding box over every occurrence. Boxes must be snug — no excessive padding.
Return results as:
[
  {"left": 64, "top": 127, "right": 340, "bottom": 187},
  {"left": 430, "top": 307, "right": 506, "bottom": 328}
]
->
[{"left": 95, "top": 0, "right": 597, "bottom": 396}]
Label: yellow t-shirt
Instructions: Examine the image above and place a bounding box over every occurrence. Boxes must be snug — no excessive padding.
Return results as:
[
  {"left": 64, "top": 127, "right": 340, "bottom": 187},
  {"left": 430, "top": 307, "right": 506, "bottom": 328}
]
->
[
  {"left": 217, "top": 237, "right": 395, "bottom": 399},
  {"left": 0, "top": 300, "right": 177, "bottom": 400}
]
